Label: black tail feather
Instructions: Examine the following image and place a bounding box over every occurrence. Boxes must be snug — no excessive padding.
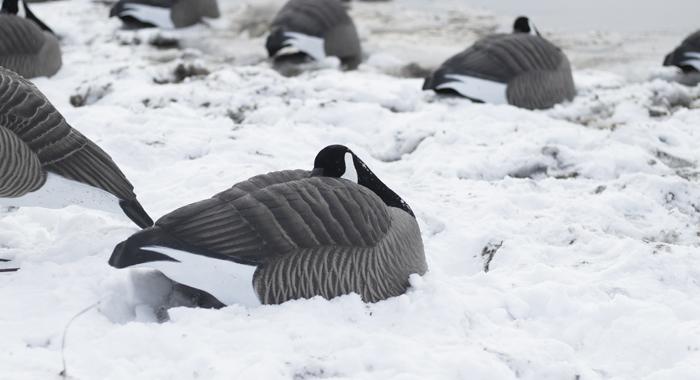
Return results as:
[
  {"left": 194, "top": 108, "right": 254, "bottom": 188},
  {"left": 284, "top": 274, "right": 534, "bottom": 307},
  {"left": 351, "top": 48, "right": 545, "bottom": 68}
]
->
[
  {"left": 266, "top": 28, "right": 290, "bottom": 57},
  {"left": 109, "top": 227, "right": 179, "bottom": 268},
  {"left": 120, "top": 199, "right": 154, "bottom": 229}
]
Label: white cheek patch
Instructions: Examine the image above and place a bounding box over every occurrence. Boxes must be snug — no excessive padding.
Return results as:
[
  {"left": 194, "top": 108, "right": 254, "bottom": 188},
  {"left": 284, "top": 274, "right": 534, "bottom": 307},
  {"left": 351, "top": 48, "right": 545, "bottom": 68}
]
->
[
  {"left": 0, "top": 173, "right": 123, "bottom": 215},
  {"left": 117, "top": 3, "right": 175, "bottom": 29},
  {"left": 282, "top": 32, "right": 326, "bottom": 62},
  {"left": 132, "top": 246, "right": 261, "bottom": 307},
  {"left": 681, "top": 52, "right": 700, "bottom": 71},
  {"left": 341, "top": 152, "right": 358, "bottom": 183},
  {"left": 436, "top": 74, "right": 509, "bottom": 105}
]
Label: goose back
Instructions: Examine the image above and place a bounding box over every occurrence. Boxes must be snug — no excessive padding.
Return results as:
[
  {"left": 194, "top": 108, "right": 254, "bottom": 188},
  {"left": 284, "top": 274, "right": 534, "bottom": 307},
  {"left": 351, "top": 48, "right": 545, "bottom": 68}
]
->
[{"left": 0, "top": 14, "right": 61, "bottom": 78}]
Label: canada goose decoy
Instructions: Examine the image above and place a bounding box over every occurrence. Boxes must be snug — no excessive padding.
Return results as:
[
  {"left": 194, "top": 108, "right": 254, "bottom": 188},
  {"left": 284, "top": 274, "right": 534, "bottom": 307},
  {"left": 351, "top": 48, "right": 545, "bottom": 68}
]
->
[
  {"left": 109, "top": 0, "right": 220, "bottom": 29},
  {"left": 109, "top": 145, "right": 427, "bottom": 307},
  {"left": 664, "top": 30, "right": 700, "bottom": 73},
  {"left": 0, "top": 0, "right": 61, "bottom": 78},
  {"left": 266, "top": 0, "right": 362, "bottom": 69},
  {"left": 423, "top": 17, "right": 576, "bottom": 110},
  {"left": 0, "top": 67, "right": 153, "bottom": 228}
]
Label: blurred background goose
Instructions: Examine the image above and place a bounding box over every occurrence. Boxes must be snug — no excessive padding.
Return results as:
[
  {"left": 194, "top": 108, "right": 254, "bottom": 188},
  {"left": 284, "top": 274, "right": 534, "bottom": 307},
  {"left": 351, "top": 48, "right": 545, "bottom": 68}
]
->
[
  {"left": 0, "top": 0, "right": 61, "bottom": 78},
  {"left": 0, "top": 67, "right": 153, "bottom": 228},
  {"left": 423, "top": 16, "right": 576, "bottom": 110},
  {"left": 664, "top": 29, "right": 700, "bottom": 85},
  {"left": 266, "top": 0, "right": 362, "bottom": 70},
  {"left": 110, "top": 0, "right": 220, "bottom": 29},
  {"left": 109, "top": 145, "right": 426, "bottom": 307}
]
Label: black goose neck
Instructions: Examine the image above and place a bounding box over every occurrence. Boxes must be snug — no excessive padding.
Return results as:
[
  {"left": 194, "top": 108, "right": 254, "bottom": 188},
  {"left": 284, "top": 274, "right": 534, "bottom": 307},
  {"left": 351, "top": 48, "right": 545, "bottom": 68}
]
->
[{"left": 353, "top": 156, "right": 415, "bottom": 218}]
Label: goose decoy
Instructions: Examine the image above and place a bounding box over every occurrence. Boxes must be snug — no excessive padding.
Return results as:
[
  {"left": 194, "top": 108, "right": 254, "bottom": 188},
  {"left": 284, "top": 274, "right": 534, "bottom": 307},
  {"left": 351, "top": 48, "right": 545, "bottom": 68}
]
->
[
  {"left": 109, "top": 145, "right": 427, "bottom": 307},
  {"left": 109, "top": 0, "right": 220, "bottom": 29},
  {"left": 0, "top": 0, "right": 61, "bottom": 78},
  {"left": 423, "top": 17, "right": 576, "bottom": 110},
  {"left": 664, "top": 30, "right": 700, "bottom": 73},
  {"left": 0, "top": 67, "right": 153, "bottom": 228},
  {"left": 265, "top": 0, "right": 362, "bottom": 69}
]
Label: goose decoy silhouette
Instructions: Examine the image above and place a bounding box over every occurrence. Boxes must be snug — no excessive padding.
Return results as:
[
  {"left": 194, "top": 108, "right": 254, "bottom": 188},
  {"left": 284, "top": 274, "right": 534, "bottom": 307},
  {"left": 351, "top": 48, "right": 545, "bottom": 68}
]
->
[
  {"left": 109, "top": 0, "right": 220, "bottom": 29},
  {"left": 0, "top": 67, "right": 153, "bottom": 228},
  {"left": 0, "top": 0, "right": 61, "bottom": 78},
  {"left": 423, "top": 16, "right": 576, "bottom": 110},
  {"left": 266, "top": 0, "right": 362, "bottom": 69},
  {"left": 109, "top": 145, "right": 427, "bottom": 307},
  {"left": 664, "top": 30, "right": 700, "bottom": 74}
]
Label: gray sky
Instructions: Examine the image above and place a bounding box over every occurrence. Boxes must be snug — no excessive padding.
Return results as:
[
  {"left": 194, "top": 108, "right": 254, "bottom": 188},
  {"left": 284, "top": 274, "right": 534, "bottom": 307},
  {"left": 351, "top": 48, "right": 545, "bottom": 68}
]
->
[{"left": 422, "top": 0, "right": 700, "bottom": 33}]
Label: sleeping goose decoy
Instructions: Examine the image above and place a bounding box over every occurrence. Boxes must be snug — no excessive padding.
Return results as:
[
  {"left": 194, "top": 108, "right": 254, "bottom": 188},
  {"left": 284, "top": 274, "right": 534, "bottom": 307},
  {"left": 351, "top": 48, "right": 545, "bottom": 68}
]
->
[
  {"left": 423, "top": 17, "right": 576, "bottom": 110},
  {"left": 108, "top": 145, "right": 427, "bottom": 307},
  {"left": 266, "top": 0, "right": 362, "bottom": 69},
  {"left": 0, "top": 67, "right": 153, "bottom": 228},
  {"left": 664, "top": 30, "right": 700, "bottom": 74},
  {"left": 109, "top": 0, "right": 220, "bottom": 29},
  {"left": 0, "top": 0, "right": 61, "bottom": 78}
]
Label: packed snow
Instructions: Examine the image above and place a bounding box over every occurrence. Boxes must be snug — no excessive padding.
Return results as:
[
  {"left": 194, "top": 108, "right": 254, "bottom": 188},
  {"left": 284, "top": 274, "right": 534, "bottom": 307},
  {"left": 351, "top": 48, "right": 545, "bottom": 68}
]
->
[{"left": 2, "top": 0, "right": 700, "bottom": 379}]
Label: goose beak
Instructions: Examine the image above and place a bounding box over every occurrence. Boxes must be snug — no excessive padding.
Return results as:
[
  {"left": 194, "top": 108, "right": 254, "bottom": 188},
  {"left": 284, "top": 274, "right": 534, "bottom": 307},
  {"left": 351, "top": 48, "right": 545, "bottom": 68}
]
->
[{"left": 311, "top": 168, "right": 324, "bottom": 177}]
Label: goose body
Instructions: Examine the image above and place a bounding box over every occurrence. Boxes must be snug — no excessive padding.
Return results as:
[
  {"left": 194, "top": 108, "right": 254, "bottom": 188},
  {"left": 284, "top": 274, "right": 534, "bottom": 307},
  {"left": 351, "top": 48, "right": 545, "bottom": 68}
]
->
[
  {"left": 0, "top": 0, "right": 61, "bottom": 78},
  {"left": 266, "top": 0, "right": 362, "bottom": 69},
  {"left": 664, "top": 30, "right": 700, "bottom": 73},
  {"left": 109, "top": 146, "right": 426, "bottom": 306},
  {"left": 110, "top": 0, "right": 220, "bottom": 29},
  {"left": 0, "top": 67, "right": 153, "bottom": 228},
  {"left": 423, "top": 18, "right": 575, "bottom": 110}
]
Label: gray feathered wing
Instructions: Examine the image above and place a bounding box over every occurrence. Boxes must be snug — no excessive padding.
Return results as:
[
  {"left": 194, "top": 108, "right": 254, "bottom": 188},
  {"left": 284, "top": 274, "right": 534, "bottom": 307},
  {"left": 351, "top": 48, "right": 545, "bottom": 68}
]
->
[
  {"left": 0, "top": 15, "right": 61, "bottom": 78},
  {"left": 153, "top": 170, "right": 392, "bottom": 265},
  {"left": 0, "top": 67, "right": 152, "bottom": 227}
]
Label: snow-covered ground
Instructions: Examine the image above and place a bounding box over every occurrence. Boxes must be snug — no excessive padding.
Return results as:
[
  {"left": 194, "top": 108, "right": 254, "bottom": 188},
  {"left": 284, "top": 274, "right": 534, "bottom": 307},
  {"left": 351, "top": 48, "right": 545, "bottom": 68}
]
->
[{"left": 2, "top": 0, "right": 700, "bottom": 379}]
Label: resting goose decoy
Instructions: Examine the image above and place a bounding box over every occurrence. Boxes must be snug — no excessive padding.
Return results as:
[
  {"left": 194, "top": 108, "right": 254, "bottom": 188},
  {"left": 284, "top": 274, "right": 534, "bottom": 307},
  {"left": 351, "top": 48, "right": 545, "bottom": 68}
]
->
[
  {"left": 0, "top": 0, "right": 61, "bottom": 78},
  {"left": 109, "top": 145, "right": 427, "bottom": 307},
  {"left": 109, "top": 0, "right": 220, "bottom": 29},
  {"left": 266, "top": 0, "right": 362, "bottom": 69},
  {"left": 664, "top": 30, "right": 700, "bottom": 73},
  {"left": 423, "top": 17, "right": 576, "bottom": 110},
  {"left": 0, "top": 67, "right": 153, "bottom": 228}
]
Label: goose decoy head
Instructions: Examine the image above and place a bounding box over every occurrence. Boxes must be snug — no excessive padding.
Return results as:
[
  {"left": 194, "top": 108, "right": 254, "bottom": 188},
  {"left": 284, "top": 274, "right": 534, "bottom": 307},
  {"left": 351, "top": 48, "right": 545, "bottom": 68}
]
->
[
  {"left": 513, "top": 16, "right": 540, "bottom": 36},
  {"left": 312, "top": 145, "right": 415, "bottom": 217}
]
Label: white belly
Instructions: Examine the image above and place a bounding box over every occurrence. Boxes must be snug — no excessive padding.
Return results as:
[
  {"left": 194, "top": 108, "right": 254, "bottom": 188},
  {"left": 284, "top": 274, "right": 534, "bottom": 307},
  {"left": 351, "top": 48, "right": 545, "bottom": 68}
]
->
[
  {"left": 133, "top": 246, "right": 261, "bottom": 307},
  {"left": 0, "top": 173, "right": 123, "bottom": 215},
  {"left": 436, "top": 74, "right": 509, "bottom": 105},
  {"left": 282, "top": 32, "right": 326, "bottom": 62},
  {"left": 117, "top": 3, "right": 175, "bottom": 29}
]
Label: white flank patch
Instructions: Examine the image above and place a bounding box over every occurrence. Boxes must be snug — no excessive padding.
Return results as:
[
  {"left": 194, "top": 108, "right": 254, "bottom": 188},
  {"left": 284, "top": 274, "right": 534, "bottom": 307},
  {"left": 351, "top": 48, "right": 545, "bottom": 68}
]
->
[
  {"left": 0, "top": 173, "right": 123, "bottom": 215},
  {"left": 282, "top": 32, "right": 326, "bottom": 62},
  {"left": 341, "top": 152, "right": 358, "bottom": 183},
  {"left": 118, "top": 3, "right": 175, "bottom": 29},
  {"left": 681, "top": 51, "right": 700, "bottom": 71},
  {"left": 133, "top": 245, "right": 261, "bottom": 307},
  {"left": 436, "top": 74, "right": 509, "bottom": 104}
]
